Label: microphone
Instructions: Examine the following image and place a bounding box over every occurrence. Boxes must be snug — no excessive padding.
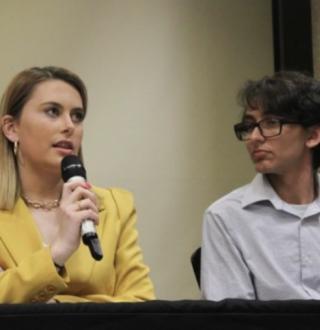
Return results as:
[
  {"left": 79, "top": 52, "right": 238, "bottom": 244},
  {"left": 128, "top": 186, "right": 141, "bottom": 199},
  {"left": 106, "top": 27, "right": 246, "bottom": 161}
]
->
[{"left": 61, "top": 155, "right": 103, "bottom": 261}]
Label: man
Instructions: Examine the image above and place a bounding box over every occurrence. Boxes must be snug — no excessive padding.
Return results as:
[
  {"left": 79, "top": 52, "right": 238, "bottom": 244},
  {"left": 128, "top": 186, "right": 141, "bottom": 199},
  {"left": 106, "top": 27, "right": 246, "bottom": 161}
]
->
[{"left": 201, "top": 71, "right": 320, "bottom": 300}]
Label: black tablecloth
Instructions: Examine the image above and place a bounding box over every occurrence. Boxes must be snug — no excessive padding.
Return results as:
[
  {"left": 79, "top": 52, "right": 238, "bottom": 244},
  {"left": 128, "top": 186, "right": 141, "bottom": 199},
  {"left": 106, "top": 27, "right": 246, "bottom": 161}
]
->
[{"left": 1, "top": 299, "right": 320, "bottom": 330}]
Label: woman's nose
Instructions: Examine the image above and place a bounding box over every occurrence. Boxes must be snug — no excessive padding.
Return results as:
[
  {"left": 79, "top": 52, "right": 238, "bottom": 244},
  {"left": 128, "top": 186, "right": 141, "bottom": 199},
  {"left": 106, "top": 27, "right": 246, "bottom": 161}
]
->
[{"left": 62, "top": 114, "right": 75, "bottom": 133}]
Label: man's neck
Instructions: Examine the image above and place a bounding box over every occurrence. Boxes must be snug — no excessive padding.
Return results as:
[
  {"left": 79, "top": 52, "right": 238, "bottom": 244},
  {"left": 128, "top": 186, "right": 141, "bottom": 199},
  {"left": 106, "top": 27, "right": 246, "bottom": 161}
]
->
[{"left": 267, "top": 170, "right": 317, "bottom": 205}]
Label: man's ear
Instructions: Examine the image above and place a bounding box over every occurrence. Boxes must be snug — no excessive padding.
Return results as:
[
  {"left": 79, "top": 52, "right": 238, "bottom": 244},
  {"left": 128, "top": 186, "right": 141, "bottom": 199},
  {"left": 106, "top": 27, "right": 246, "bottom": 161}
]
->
[
  {"left": 1, "top": 115, "right": 19, "bottom": 143},
  {"left": 306, "top": 125, "right": 320, "bottom": 149}
]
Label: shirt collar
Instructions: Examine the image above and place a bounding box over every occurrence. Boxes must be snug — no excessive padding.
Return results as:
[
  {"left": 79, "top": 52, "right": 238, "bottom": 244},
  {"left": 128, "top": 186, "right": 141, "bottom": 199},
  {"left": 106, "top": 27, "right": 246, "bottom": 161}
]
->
[
  {"left": 241, "top": 173, "right": 320, "bottom": 217},
  {"left": 241, "top": 173, "right": 283, "bottom": 209}
]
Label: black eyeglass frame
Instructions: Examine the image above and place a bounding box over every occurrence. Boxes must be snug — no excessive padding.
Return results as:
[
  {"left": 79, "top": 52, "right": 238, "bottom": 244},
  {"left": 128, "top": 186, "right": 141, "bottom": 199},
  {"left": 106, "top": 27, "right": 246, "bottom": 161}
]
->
[{"left": 233, "top": 118, "right": 301, "bottom": 141}]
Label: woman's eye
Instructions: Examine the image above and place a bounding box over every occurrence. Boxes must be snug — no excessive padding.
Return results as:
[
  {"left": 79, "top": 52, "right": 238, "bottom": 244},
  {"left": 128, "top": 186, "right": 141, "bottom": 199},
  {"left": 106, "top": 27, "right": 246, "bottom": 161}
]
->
[
  {"left": 71, "top": 110, "right": 85, "bottom": 123},
  {"left": 45, "top": 107, "right": 60, "bottom": 117}
]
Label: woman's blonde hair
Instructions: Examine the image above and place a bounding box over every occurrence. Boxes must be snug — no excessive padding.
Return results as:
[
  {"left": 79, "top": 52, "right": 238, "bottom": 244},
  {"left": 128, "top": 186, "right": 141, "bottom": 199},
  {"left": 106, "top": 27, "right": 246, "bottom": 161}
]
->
[{"left": 0, "top": 66, "right": 88, "bottom": 210}]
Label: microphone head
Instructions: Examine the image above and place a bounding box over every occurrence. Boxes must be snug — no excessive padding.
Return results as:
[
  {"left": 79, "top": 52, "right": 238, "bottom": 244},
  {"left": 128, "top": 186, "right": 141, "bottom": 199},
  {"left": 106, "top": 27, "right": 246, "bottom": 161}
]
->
[{"left": 61, "top": 155, "right": 87, "bottom": 182}]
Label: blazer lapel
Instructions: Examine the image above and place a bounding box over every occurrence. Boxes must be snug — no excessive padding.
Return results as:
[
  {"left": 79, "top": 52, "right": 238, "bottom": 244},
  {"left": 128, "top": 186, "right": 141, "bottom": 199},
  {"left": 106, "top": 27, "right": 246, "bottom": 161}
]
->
[
  {"left": 0, "top": 191, "right": 107, "bottom": 269},
  {"left": 0, "top": 198, "right": 43, "bottom": 266}
]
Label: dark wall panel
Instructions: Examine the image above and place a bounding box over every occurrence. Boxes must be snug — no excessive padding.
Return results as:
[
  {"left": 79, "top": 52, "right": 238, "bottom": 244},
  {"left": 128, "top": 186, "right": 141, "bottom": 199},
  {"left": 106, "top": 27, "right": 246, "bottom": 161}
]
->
[{"left": 272, "top": 0, "right": 313, "bottom": 74}]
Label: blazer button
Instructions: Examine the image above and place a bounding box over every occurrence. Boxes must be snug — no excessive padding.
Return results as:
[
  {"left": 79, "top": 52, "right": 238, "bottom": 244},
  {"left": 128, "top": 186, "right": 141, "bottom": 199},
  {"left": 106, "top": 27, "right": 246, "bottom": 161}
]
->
[
  {"left": 46, "top": 285, "right": 57, "bottom": 293},
  {"left": 38, "top": 292, "right": 47, "bottom": 300}
]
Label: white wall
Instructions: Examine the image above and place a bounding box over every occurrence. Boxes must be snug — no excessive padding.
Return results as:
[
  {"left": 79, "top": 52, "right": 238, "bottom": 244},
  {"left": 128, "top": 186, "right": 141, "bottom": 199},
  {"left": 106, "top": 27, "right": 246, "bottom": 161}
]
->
[{"left": 0, "top": 0, "right": 273, "bottom": 299}]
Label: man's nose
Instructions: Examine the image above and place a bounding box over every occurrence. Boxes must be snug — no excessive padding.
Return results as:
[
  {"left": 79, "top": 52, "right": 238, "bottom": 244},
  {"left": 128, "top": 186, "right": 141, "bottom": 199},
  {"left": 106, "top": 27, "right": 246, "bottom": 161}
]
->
[{"left": 249, "top": 126, "right": 264, "bottom": 141}]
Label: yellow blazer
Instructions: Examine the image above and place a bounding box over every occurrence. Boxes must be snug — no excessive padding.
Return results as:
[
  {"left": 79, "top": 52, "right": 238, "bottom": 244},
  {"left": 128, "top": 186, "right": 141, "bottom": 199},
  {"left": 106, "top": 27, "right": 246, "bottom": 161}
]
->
[{"left": 0, "top": 187, "right": 155, "bottom": 303}]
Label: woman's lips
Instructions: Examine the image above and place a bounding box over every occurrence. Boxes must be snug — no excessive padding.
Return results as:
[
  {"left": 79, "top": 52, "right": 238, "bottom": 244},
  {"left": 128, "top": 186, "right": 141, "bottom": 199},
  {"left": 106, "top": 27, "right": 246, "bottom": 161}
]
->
[
  {"left": 53, "top": 141, "right": 74, "bottom": 150},
  {"left": 53, "top": 141, "right": 75, "bottom": 155}
]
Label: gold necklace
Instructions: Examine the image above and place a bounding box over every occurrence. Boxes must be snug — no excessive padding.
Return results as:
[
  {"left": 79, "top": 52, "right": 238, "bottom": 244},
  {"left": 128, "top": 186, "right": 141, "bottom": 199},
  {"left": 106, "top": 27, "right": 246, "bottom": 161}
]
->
[{"left": 22, "top": 196, "right": 60, "bottom": 211}]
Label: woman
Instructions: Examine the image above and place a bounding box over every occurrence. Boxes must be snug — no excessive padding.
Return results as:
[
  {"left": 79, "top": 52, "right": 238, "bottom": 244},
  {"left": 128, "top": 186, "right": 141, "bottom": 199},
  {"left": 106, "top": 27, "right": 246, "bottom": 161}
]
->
[
  {"left": 0, "top": 66, "right": 155, "bottom": 303},
  {"left": 201, "top": 71, "right": 320, "bottom": 300}
]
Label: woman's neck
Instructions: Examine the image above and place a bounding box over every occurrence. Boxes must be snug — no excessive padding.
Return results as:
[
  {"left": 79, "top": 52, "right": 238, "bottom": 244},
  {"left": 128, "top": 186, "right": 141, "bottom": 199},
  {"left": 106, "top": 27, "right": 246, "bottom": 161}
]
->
[
  {"left": 267, "top": 169, "right": 317, "bottom": 204},
  {"left": 19, "top": 164, "right": 62, "bottom": 201}
]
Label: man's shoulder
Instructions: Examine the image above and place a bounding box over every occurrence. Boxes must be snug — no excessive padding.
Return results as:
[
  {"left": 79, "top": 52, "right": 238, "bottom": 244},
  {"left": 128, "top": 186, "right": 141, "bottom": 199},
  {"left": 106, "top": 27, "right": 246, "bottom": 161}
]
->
[{"left": 205, "top": 182, "right": 251, "bottom": 216}]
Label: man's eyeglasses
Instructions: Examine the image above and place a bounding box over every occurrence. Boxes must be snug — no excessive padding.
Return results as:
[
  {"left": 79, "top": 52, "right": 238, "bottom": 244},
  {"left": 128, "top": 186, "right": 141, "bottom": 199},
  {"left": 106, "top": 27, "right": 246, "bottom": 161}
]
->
[{"left": 234, "top": 118, "right": 300, "bottom": 141}]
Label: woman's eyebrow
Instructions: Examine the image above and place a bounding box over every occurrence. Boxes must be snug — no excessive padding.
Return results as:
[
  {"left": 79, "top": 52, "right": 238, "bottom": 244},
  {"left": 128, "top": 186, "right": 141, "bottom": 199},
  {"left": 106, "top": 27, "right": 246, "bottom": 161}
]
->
[
  {"left": 40, "top": 101, "right": 84, "bottom": 111},
  {"left": 40, "top": 101, "right": 62, "bottom": 107}
]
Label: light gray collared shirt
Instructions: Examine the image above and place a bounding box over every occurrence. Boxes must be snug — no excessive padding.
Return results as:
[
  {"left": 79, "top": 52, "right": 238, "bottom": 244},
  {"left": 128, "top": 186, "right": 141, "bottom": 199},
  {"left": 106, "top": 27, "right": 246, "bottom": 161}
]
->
[{"left": 201, "top": 174, "right": 320, "bottom": 300}]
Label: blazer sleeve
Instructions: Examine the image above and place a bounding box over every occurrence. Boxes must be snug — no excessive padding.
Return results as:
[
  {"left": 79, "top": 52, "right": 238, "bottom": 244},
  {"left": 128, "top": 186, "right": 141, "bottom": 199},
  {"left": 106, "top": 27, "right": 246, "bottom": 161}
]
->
[
  {"left": 0, "top": 246, "right": 69, "bottom": 303},
  {"left": 55, "top": 189, "right": 155, "bottom": 303}
]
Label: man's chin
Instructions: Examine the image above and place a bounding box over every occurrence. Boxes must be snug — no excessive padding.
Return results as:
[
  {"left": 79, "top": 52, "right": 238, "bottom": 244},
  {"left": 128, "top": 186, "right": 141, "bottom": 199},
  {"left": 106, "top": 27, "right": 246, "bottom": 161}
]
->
[{"left": 254, "top": 162, "right": 273, "bottom": 174}]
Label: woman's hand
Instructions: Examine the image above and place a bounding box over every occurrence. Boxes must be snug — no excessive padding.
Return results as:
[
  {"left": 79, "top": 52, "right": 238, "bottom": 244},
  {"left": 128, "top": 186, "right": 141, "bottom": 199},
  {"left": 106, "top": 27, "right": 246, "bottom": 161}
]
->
[{"left": 50, "top": 181, "right": 99, "bottom": 266}]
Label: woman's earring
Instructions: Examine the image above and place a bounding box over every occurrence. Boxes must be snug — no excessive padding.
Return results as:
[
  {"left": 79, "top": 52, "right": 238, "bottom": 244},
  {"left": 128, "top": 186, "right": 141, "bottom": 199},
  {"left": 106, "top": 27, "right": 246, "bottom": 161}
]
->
[{"left": 13, "top": 141, "right": 18, "bottom": 156}]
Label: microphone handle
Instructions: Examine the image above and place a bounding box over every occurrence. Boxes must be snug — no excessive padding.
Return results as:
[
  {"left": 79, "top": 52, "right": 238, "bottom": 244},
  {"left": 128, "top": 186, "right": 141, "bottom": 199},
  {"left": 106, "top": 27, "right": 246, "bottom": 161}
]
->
[
  {"left": 68, "top": 176, "right": 103, "bottom": 261},
  {"left": 81, "top": 219, "right": 103, "bottom": 260},
  {"left": 82, "top": 231, "right": 103, "bottom": 261}
]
